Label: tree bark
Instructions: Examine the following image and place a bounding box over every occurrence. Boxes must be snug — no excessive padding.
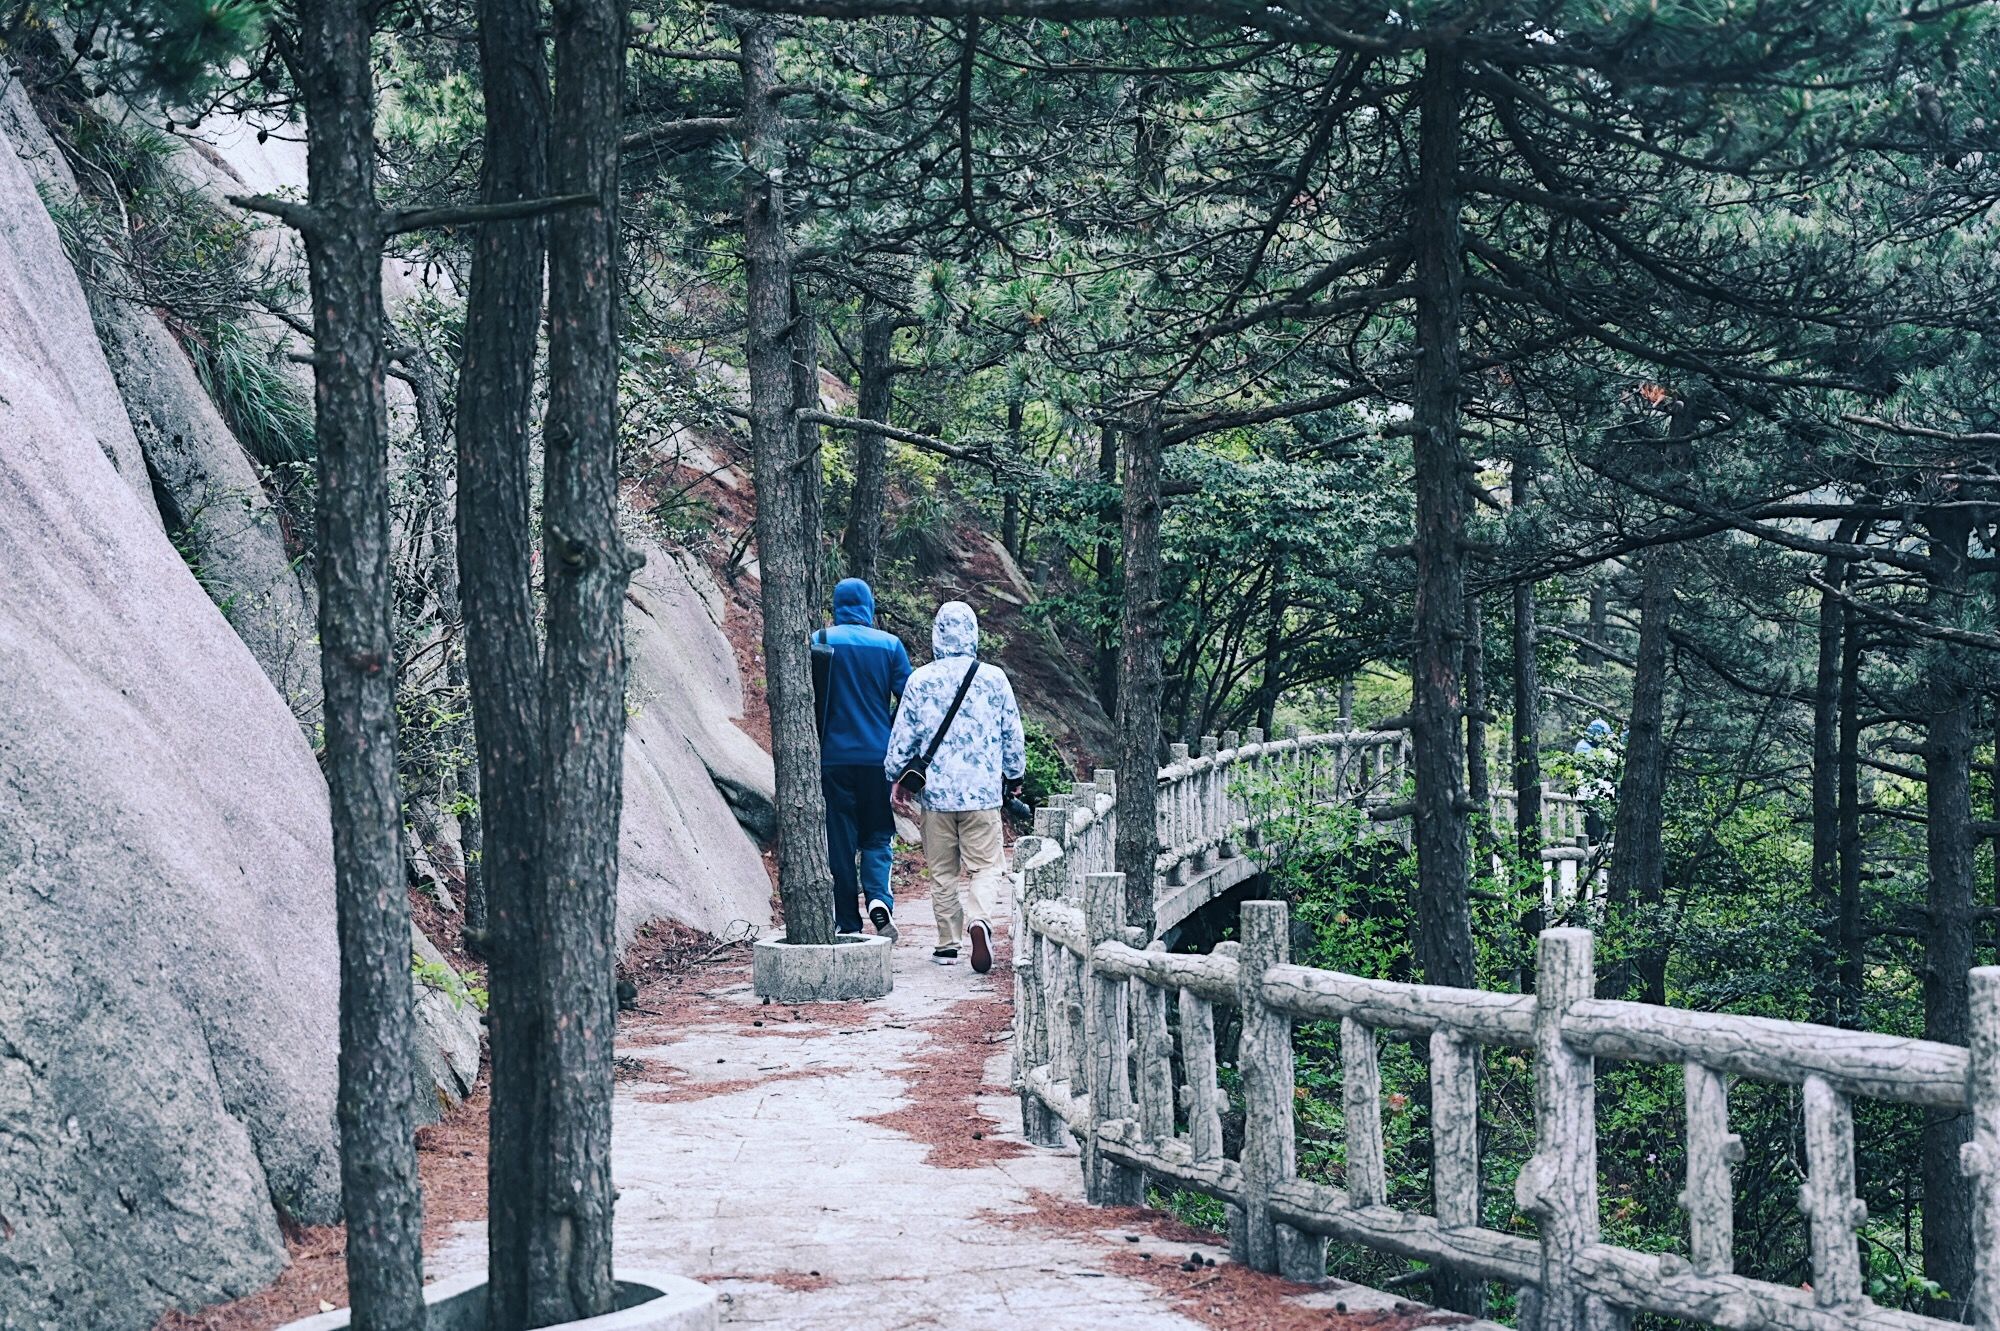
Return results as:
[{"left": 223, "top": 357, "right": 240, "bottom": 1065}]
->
[
  {"left": 1511, "top": 460, "right": 1543, "bottom": 982},
  {"left": 1115, "top": 413, "right": 1165, "bottom": 937},
  {"left": 741, "top": 19, "right": 837, "bottom": 945},
  {"left": 841, "top": 302, "right": 893, "bottom": 583},
  {"left": 1836, "top": 598, "right": 1865, "bottom": 1026},
  {"left": 458, "top": 0, "right": 550, "bottom": 1321},
  {"left": 1407, "top": 48, "right": 1476, "bottom": 999},
  {"left": 294, "top": 0, "right": 425, "bottom": 1324},
  {"left": 1605, "top": 550, "right": 1674, "bottom": 1006},
  {"left": 526, "top": 0, "right": 630, "bottom": 1320},
  {"left": 1919, "top": 510, "right": 1976, "bottom": 1319},
  {"left": 1409, "top": 49, "right": 1481, "bottom": 1320},
  {"left": 1095, "top": 422, "right": 1120, "bottom": 719},
  {"left": 1585, "top": 581, "right": 1609, "bottom": 667},
  {"left": 1463, "top": 589, "right": 1490, "bottom": 815},
  {"left": 1001, "top": 397, "right": 1023, "bottom": 557},
  {"left": 790, "top": 292, "right": 826, "bottom": 615},
  {"left": 1810, "top": 542, "right": 1850, "bottom": 1023},
  {"left": 1254, "top": 553, "right": 1289, "bottom": 737},
  {"left": 408, "top": 354, "right": 484, "bottom": 938}
]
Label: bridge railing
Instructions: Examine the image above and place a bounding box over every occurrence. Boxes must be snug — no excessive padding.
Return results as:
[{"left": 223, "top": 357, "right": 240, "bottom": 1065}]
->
[{"left": 1009, "top": 876, "right": 2000, "bottom": 1331}]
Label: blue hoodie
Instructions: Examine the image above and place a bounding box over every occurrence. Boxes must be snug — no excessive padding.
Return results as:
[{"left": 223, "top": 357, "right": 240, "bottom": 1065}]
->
[{"left": 818, "top": 579, "right": 913, "bottom": 766}]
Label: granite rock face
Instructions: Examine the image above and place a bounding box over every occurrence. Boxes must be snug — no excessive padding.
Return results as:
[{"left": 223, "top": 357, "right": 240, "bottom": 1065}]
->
[
  {"left": 618, "top": 544, "right": 776, "bottom": 945},
  {"left": 0, "top": 107, "right": 341, "bottom": 1330}
]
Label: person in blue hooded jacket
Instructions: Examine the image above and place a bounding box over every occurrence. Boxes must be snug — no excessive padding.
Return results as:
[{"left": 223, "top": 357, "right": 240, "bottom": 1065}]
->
[{"left": 817, "top": 578, "right": 912, "bottom": 937}]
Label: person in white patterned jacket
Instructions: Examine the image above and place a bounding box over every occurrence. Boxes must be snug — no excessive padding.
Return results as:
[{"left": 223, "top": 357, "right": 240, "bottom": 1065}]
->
[{"left": 884, "top": 601, "right": 1025, "bottom": 972}]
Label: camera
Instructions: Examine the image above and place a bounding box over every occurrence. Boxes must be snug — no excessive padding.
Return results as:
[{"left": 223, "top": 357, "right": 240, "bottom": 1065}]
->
[{"left": 1005, "top": 796, "right": 1033, "bottom": 824}]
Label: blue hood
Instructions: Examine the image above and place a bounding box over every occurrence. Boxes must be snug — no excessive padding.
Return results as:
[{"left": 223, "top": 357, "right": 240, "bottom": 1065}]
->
[{"left": 833, "top": 578, "right": 876, "bottom": 626}]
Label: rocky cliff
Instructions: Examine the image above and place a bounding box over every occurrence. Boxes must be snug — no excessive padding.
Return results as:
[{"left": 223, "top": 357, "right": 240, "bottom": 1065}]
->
[
  {"left": 0, "top": 68, "right": 773, "bottom": 1331},
  {"left": 0, "top": 98, "right": 342, "bottom": 1326}
]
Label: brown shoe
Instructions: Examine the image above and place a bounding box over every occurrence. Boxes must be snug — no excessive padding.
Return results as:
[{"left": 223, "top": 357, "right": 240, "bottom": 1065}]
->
[{"left": 968, "top": 920, "right": 993, "bottom": 974}]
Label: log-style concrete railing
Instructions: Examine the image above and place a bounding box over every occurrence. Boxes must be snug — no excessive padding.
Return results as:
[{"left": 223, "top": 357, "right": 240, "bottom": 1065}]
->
[{"left": 1010, "top": 877, "right": 2000, "bottom": 1331}]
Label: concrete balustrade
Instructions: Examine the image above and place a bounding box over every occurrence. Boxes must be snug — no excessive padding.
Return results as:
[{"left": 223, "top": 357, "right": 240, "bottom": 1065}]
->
[{"left": 1008, "top": 727, "right": 2000, "bottom": 1331}]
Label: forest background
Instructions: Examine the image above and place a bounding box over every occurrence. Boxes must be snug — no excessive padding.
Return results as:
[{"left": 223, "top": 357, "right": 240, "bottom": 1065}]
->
[{"left": 12, "top": 0, "right": 2000, "bottom": 1324}]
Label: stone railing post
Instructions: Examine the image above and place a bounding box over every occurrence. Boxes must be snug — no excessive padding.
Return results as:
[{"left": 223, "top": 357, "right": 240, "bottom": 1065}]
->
[
  {"left": 1681, "top": 1062, "right": 1739, "bottom": 1276},
  {"left": 1033, "top": 806, "right": 1083, "bottom": 1112},
  {"left": 1198, "top": 735, "right": 1220, "bottom": 870},
  {"left": 1236, "top": 899, "right": 1301, "bottom": 1274},
  {"left": 1083, "top": 871, "right": 1143, "bottom": 1204},
  {"left": 1800, "top": 1076, "right": 1865, "bottom": 1309},
  {"left": 1242, "top": 727, "right": 1265, "bottom": 848},
  {"left": 1094, "top": 767, "right": 1119, "bottom": 881},
  {"left": 1519, "top": 928, "right": 1598, "bottom": 1331},
  {"left": 1967, "top": 967, "right": 1998, "bottom": 1331},
  {"left": 1165, "top": 743, "right": 1191, "bottom": 884},
  {"left": 1219, "top": 730, "right": 1241, "bottom": 859},
  {"left": 1012, "top": 830, "right": 1068, "bottom": 1149}
]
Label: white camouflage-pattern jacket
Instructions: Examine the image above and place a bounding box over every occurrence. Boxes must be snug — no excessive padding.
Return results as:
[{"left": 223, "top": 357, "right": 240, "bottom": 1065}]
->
[{"left": 884, "top": 602, "right": 1026, "bottom": 812}]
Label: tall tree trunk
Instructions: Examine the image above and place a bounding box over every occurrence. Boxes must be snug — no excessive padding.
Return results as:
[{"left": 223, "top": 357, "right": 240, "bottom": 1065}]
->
[
  {"left": 294, "top": 0, "right": 425, "bottom": 1324},
  {"left": 1990, "top": 694, "right": 1999, "bottom": 914},
  {"left": 1094, "top": 423, "right": 1119, "bottom": 719},
  {"left": 1919, "top": 510, "right": 1976, "bottom": 1319},
  {"left": 1810, "top": 542, "right": 1850, "bottom": 1022},
  {"left": 1407, "top": 48, "right": 1476, "bottom": 996},
  {"left": 842, "top": 303, "right": 893, "bottom": 583},
  {"left": 1115, "top": 413, "right": 1165, "bottom": 937},
  {"left": 1605, "top": 551, "right": 1674, "bottom": 1005},
  {"left": 1001, "top": 397, "right": 1023, "bottom": 558},
  {"left": 741, "top": 19, "right": 837, "bottom": 945},
  {"left": 1836, "top": 599, "right": 1865, "bottom": 1026},
  {"left": 790, "top": 293, "right": 826, "bottom": 615},
  {"left": 1409, "top": 49, "right": 1482, "bottom": 1320},
  {"left": 526, "top": 0, "right": 630, "bottom": 1320},
  {"left": 407, "top": 353, "right": 484, "bottom": 935},
  {"left": 1511, "top": 460, "right": 1543, "bottom": 981},
  {"left": 1254, "top": 554, "right": 1288, "bottom": 736},
  {"left": 459, "top": 0, "right": 550, "bottom": 1320},
  {"left": 1584, "top": 581, "right": 1609, "bottom": 667},
  {"left": 1463, "top": 589, "right": 1490, "bottom": 815}
]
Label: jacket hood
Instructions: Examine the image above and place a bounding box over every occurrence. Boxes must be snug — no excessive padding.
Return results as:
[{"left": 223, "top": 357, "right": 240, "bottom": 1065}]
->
[
  {"left": 931, "top": 601, "right": 979, "bottom": 658},
  {"left": 832, "top": 578, "right": 876, "bottom": 625}
]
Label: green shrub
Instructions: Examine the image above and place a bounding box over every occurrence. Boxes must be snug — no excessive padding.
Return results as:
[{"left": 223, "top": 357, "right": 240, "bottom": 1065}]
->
[
  {"left": 189, "top": 319, "right": 316, "bottom": 465},
  {"left": 885, "top": 492, "right": 956, "bottom": 574},
  {"left": 1021, "top": 717, "right": 1069, "bottom": 806}
]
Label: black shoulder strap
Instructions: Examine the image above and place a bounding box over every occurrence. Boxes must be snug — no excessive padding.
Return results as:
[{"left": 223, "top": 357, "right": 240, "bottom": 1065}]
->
[{"left": 921, "top": 660, "right": 981, "bottom": 766}]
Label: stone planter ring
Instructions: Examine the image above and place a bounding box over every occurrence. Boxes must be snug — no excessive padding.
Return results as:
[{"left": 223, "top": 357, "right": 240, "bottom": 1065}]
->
[
  {"left": 274, "top": 1270, "right": 715, "bottom": 1331},
  {"left": 752, "top": 932, "right": 893, "bottom": 1003}
]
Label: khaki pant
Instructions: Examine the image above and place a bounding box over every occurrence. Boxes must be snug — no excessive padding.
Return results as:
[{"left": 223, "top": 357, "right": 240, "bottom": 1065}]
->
[{"left": 921, "top": 807, "right": 1004, "bottom": 952}]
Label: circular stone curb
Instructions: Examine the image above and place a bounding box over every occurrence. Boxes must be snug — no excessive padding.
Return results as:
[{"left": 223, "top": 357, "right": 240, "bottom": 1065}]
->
[
  {"left": 273, "top": 1270, "right": 716, "bottom": 1331},
  {"left": 752, "top": 932, "right": 894, "bottom": 1003}
]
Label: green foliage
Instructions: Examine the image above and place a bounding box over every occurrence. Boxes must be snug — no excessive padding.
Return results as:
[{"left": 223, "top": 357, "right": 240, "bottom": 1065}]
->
[
  {"left": 1020, "top": 718, "right": 1068, "bottom": 807},
  {"left": 411, "top": 951, "right": 487, "bottom": 1012},
  {"left": 884, "top": 492, "right": 956, "bottom": 576},
  {"left": 189, "top": 319, "right": 316, "bottom": 465},
  {"left": 52, "top": 0, "right": 274, "bottom": 104}
]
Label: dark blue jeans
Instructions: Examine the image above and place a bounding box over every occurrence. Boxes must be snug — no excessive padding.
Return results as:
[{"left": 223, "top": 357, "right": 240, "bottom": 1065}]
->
[{"left": 822, "top": 764, "right": 895, "bottom": 933}]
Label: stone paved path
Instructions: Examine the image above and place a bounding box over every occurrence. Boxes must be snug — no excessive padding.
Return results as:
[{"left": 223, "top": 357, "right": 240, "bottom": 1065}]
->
[{"left": 428, "top": 869, "right": 1481, "bottom": 1331}]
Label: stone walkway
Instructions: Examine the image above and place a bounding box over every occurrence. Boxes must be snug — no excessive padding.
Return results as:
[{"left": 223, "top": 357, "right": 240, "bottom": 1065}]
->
[{"left": 429, "top": 869, "right": 1476, "bottom": 1331}]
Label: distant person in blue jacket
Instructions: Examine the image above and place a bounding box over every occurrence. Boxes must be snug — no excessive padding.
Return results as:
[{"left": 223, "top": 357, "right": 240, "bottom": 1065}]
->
[{"left": 817, "top": 578, "right": 912, "bottom": 939}]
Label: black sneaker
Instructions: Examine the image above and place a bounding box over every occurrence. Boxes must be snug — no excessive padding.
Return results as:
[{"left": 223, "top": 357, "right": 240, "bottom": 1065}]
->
[
  {"left": 932, "top": 947, "right": 959, "bottom": 965},
  {"left": 869, "top": 900, "right": 899, "bottom": 943},
  {"left": 968, "top": 920, "right": 993, "bottom": 974}
]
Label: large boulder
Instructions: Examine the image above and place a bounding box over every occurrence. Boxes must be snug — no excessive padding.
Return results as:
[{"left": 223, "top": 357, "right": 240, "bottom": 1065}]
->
[
  {"left": 1, "top": 77, "right": 320, "bottom": 724},
  {"left": 0, "top": 111, "right": 341, "bottom": 1330},
  {"left": 618, "top": 544, "right": 775, "bottom": 944}
]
